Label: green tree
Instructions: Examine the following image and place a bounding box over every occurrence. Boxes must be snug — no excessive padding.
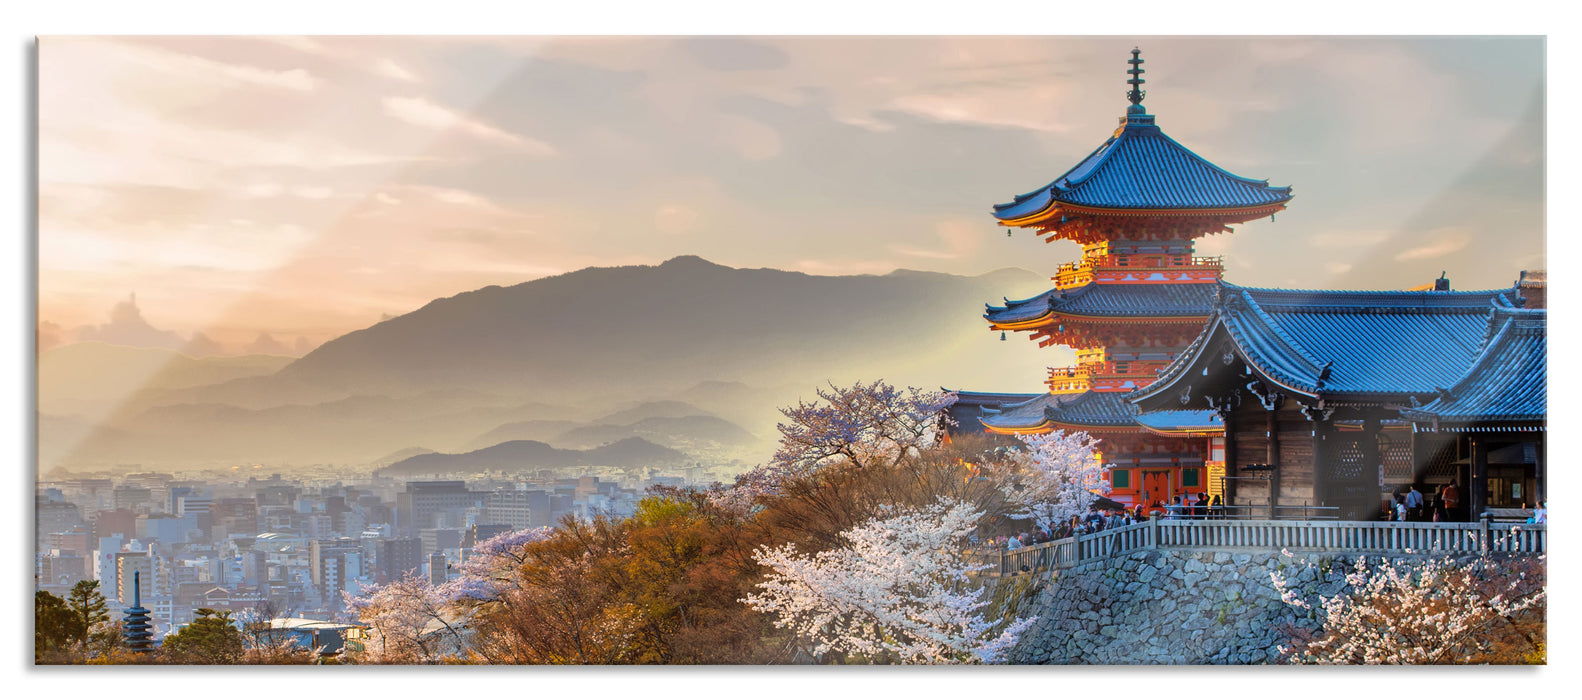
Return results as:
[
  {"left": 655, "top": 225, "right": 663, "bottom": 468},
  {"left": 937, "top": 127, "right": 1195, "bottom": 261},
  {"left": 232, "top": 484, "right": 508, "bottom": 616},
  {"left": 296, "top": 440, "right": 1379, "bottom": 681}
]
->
[
  {"left": 65, "top": 580, "right": 110, "bottom": 657},
  {"left": 161, "top": 608, "right": 245, "bottom": 664},
  {"left": 35, "top": 590, "right": 73, "bottom": 661}
]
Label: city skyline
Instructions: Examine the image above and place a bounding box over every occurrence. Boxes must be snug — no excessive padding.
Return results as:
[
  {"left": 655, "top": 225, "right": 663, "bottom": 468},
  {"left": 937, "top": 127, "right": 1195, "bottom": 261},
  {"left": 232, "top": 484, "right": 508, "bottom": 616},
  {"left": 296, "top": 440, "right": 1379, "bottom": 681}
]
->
[{"left": 39, "top": 36, "right": 1544, "bottom": 353}]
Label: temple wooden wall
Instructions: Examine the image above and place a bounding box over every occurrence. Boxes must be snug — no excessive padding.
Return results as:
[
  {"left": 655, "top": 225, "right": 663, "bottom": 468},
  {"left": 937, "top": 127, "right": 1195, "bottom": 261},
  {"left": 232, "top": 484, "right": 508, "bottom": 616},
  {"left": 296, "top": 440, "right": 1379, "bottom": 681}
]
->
[{"left": 1227, "top": 403, "right": 1318, "bottom": 511}]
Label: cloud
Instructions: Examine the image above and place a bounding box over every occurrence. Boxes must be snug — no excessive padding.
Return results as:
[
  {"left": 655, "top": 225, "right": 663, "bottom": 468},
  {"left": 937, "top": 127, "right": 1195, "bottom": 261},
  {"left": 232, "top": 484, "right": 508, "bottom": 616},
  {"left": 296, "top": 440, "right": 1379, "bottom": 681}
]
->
[
  {"left": 654, "top": 205, "right": 701, "bottom": 235},
  {"left": 891, "top": 220, "right": 985, "bottom": 260},
  {"left": 1306, "top": 229, "right": 1392, "bottom": 250},
  {"left": 375, "top": 58, "right": 421, "bottom": 83},
  {"left": 718, "top": 115, "right": 782, "bottom": 160},
  {"left": 120, "top": 42, "right": 320, "bottom": 92},
  {"left": 382, "top": 96, "right": 556, "bottom": 155},
  {"left": 1394, "top": 231, "right": 1471, "bottom": 261},
  {"left": 679, "top": 37, "right": 792, "bottom": 71}
]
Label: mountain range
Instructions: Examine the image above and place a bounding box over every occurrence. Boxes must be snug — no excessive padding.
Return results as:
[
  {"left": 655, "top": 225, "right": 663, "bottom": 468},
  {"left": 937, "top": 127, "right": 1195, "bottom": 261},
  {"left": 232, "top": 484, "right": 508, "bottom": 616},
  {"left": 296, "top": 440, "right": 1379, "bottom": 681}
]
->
[
  {"left": 374, "top": 437, "right": 690, "bottom": 479},
  {"left": 38, "top": 256, "right": 1048, "bottom": 473}
]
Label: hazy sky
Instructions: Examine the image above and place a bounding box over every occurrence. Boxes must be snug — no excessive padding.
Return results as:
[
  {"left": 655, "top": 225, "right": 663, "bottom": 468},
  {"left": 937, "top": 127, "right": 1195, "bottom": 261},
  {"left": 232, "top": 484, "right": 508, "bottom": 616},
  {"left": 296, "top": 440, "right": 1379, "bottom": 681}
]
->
[{"left": 38, "top": 36, "right": 1544, "bottom": 350}]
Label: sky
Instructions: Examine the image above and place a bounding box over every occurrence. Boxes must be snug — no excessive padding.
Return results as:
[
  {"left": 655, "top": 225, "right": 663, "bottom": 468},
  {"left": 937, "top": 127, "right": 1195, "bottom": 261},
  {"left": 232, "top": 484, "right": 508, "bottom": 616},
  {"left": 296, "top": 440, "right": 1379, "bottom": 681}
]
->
[{"left": 38, "top": 36, "right": 1544, "bottom": 353}]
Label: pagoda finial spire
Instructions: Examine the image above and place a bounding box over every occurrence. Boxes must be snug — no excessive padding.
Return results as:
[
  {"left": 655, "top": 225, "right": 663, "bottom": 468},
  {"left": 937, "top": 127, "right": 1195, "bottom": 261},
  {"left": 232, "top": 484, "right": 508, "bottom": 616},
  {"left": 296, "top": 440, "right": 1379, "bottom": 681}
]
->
[{"left": 1126, "top": 47, "right": 1147, "bottom": 113}]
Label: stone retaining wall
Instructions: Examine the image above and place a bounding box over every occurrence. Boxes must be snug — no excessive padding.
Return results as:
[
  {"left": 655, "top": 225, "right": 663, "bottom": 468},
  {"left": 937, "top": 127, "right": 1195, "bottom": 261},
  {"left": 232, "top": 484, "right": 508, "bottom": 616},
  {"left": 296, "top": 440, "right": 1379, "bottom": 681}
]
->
[{"left": 1009, "top": 549, "right": 1353, "bottom": 665}]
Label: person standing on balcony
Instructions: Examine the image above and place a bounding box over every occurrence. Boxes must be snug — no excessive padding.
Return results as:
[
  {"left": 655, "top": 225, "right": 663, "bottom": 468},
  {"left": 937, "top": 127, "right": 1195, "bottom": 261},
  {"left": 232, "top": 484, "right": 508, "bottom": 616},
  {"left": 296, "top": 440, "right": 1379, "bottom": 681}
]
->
[
  {"left": 1405, "top": 484, "right": 1425, "bottom": 521},
  {"left": 1442, "top": 480, "right": 1462, "bottom": 522}
]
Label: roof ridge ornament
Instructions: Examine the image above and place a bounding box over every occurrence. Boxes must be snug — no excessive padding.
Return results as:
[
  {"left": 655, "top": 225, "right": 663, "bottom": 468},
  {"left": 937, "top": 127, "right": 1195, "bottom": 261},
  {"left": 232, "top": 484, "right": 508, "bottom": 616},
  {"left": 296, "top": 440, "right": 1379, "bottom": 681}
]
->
[{"left": 1126, "top": 47, "right": 1147, "bottom": 112}]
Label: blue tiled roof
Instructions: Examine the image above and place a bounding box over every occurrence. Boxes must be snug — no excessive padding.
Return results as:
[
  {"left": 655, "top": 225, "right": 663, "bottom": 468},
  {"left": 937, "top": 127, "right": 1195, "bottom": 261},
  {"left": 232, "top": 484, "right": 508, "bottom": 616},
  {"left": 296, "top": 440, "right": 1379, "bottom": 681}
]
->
[
  {"left": 1400, "top": 308, "right": 1546, "bottom": 424},
  {"left": 1044, "top": 391, "right": 1136, "bottom": 427},
  {"left": 1038, "top": 391, "right": 1221, "bottom": 432},
  {"left": 1134, "top": 409, "right": 1224, "bottom": 433},
  {"left": 977, "top": 393, "right": 1063, "bottom": 431},
  {"left": 948, "top": 390, "right": 1043, "bottom": 407},
  {"left": 986, "top": 281, "right": 1217, "bottom": 325},
  {"left": 1134, "top": 283, "right": 1522, "bottom": 403},
  {"left": 992, "top": 114, "right": 1292, "bottom": 220}
]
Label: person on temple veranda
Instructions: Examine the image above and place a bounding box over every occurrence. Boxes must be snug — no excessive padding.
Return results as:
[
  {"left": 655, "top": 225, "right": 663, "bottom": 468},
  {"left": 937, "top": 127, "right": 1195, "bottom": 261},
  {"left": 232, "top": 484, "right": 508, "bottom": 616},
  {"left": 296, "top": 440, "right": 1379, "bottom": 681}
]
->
[
  {"left": 1405, "top": 485, "right": 1425, "bottom": 521},
  {"left": 1442, "top": 480, "right": 1462, "bottom": 522}
]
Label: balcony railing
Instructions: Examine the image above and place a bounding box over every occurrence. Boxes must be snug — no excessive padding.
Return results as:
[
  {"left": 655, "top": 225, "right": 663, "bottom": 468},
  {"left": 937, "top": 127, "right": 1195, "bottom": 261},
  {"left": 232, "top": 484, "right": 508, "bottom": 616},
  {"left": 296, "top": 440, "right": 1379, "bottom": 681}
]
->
[
  {"left": 1048, "top": 362, "right": 1163, "bottom": 380},
  {"left": 970, "top": 518, "right": 1546, "bottom": 579},
  {"left": 1055, "top": 255, "right": 1224, "bottom": 278}
]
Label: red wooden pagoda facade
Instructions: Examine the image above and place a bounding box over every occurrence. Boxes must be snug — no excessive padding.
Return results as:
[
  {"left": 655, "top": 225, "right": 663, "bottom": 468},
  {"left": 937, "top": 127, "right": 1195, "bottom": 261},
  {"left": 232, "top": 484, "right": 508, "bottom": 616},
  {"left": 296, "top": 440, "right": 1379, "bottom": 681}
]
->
[{"left": 953, "top": 49, "right": 1292, "bottom": 511}]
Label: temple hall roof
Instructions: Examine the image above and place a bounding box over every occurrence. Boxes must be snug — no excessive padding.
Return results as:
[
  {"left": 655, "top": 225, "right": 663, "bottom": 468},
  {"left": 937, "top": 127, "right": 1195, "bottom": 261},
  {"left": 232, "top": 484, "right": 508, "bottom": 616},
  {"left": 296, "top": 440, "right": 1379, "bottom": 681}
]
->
[
  {"left": 973, "top": 389, "right": 1221, "bottom": 435},
  {"left": 1399, "top": 308, "right": 1546, "bottom": 427},
  {"left": 977, "top": 393, "right": 1063, "bottom": 433},
  {"left": 992, "top": 113, "right": 1292, "bottom": 222},
  {"left": 1134, "top": 283, "right": 1523, "bottom": 406},
  {"left": 986, "top": 280, "right": 1217, "bottom": 326}
]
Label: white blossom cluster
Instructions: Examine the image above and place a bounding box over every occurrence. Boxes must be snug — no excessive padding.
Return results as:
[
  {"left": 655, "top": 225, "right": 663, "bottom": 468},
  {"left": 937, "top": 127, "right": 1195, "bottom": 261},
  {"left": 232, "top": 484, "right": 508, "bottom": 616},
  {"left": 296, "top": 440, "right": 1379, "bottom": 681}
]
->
[
  {"left": 742, "top": 497, "right": 1035, "bottom": 664},
  {"left": 1269, "top": 550, "right": 1546, "bottom": 664},
  {"left": 994, "top": 430, "right": 1108, "bottom": 531}
]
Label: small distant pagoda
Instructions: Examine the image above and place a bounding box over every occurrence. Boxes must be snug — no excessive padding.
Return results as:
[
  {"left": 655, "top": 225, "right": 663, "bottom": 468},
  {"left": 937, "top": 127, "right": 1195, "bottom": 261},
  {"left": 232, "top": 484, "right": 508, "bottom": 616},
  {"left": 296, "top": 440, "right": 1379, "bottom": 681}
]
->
[
  {"left": 122, "top": 571, "right": 155, "bottom": 653},
  {"left": 953, "top": 49, "right": 1292, "bottom": 511}
]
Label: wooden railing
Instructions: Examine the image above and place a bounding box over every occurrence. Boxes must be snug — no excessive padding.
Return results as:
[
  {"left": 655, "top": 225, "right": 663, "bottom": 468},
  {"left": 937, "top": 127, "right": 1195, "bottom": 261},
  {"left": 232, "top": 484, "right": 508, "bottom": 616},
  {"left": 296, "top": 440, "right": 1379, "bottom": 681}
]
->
[{"left": 972, "top": 519, "right": 1546, "bottom": 578}]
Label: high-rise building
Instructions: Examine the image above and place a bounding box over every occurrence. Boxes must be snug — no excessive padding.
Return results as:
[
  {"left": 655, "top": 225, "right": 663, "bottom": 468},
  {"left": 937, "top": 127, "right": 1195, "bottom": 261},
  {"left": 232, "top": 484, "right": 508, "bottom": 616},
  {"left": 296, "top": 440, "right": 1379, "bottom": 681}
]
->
[
  {"left": 480, "top": 491, "right": 533, "bottom": 529},
  {"left": 396, "top": 481, "right": 481, "bottom": 532},
  {"left": 115, "top": 551, "right": 154, "bottom": 605},
  {"left": 309, "top": 538, "right": 363, "bottom": 608},
  {"left": 378, "top": 538, "right": 423, "bottom": 583},
  {"left": 428, "top": 551, "right": 448, "bottom": 587}
]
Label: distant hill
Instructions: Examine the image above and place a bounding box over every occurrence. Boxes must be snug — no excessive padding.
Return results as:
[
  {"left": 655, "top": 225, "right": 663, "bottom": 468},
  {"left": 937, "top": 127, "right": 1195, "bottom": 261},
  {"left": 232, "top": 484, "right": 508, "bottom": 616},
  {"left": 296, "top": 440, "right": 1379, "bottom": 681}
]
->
[
  {"left": 276, "top": 256, "right": 1046, "bottom": 398},
  {"left": 371, "top": 447, "right": 437, "bottom": 468},
  {"left": 555, "top": 415, "right": 757, "bottom": 450},
  {"left": 40, "top": 257, "right": 1048, "bottom": 473},
  {"left": 376, "top": 437, "right": 689, "bottom": 478},
  {"left": 39, "top": 342, "right": 293, "bottom": 416},
  {"left": 593, "top": 400, "right": 717, "bottom": 425},
  {"left": 463, "top": 420, "right": 585, "bottom": 451}
]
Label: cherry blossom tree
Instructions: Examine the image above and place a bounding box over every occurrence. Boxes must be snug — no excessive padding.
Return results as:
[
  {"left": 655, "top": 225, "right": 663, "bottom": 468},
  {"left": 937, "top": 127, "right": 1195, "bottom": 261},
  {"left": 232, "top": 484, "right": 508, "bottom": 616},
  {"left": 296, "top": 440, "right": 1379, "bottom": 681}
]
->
[
  {"left": 742, "top": 497, "right": 1035, "bottom": 664},
  {"left": 344, "top": 572, "right": 466, "bottom": 664},
  {"left": 772, "top": 381, "right": 956, "bottom": 478},
  {"left": 710, "top": 381, "right": 955, "bottom": 515},
  {"left": 345, "top": 527, "right": 552, "bottom": 663},
  {"left": 991, "top": 430, "right": 1107, "bottom": 532},
  {"left": 439, "top": 527, "right": 553, "bottom": 604},
  {"left": 1269, "top": 550, "right": 1546, "bottom": 664}
]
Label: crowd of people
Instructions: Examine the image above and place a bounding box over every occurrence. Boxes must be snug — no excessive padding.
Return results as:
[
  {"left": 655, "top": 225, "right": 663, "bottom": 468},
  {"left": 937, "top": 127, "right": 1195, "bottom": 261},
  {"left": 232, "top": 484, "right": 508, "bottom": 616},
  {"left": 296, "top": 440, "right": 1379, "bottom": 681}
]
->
[
  {"left": 978, "top": 493, "right": 1233, "bottom": 550},
  {"left": 1387, "top": 481, "right": 1463, "bottom": 522}
]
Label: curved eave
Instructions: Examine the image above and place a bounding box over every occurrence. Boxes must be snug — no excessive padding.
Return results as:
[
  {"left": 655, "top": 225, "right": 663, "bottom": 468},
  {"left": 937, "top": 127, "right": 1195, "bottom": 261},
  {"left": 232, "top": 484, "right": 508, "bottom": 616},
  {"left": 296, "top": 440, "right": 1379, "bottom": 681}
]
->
[
  {"left": 1409, "top": 421, "right": 1546, "bottom": 433},
  {"left": 1047, "top": 420, "right": 1142, "bottom": 434},
  {"left": 986, "top": 313, "right": 1055, "bottom": 331},
  {"left": 1138, "top": 426, "right": 1222, "bottom": 438},
  {"left": 979, "top": 417, "right": 1054, "bottom": 435},
  {"left": 997, "top": 202, "right": 1289, "bottom": 228},
  {"left": 987, "top": 312, "right": 1210, "bottom": 331}
]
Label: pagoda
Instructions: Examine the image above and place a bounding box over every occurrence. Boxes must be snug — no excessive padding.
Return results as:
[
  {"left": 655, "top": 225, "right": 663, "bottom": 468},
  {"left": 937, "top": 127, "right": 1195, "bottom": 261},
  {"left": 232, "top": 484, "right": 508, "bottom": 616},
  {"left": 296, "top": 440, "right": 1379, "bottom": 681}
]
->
[
  {"left": 122, "top": 570, "right": 155, "bottom": 653},
  {"left": 954, "top": 49, "right": 1292, "bottom": 511}
]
